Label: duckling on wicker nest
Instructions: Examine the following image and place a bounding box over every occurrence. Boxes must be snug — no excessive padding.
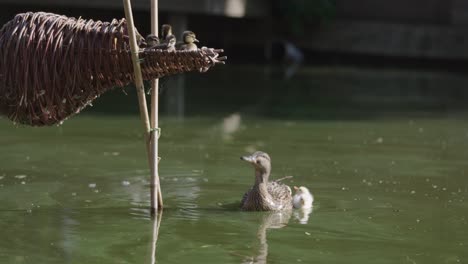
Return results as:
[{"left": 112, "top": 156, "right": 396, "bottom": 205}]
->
[
  {"left": 240, "top": 151, "right": 293, "bottom": 211},
  {"left": 176, "top": 31, "right": 199, "bottom": 51}
]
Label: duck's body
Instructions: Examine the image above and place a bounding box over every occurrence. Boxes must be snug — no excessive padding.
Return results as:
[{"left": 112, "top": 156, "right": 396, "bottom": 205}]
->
[
  {"left": 292, "top": 186, "right": 313, "bottom": 209},
  {"left": 240, "top": 152, "right": 292, "bottom": 211},
  {"left": 241, "top": 181, "right": 292, "bottom": 211}
]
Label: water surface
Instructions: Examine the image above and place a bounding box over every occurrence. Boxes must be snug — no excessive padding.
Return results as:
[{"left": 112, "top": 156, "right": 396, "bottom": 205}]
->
[{"left": 1, "top": 66, "right": 468, "bottom": 263}]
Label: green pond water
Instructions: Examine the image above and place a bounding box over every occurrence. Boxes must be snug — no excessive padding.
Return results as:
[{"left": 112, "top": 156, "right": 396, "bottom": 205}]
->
[{"left": 1, "top": 66, "right": 468, "bottom": 263}]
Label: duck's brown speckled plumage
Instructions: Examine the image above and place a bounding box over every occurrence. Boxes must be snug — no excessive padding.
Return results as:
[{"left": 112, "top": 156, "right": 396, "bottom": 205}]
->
[{"left": 240, "top": 152, "right": 292, "bottom": 211}]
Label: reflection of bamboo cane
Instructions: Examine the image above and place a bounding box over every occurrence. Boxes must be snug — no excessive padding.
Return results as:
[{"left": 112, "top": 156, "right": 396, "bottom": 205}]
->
[{"left": 150, "top": 210, "right": 163, "bottom": 264}]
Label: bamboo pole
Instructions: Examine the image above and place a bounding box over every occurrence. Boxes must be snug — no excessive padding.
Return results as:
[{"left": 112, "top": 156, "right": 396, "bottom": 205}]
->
[
  {"left": 122, "top": 0, "right": 159, "bottom": 213},
  {"left": 150, "top": 0, "right": 164, "bottom": 213}
]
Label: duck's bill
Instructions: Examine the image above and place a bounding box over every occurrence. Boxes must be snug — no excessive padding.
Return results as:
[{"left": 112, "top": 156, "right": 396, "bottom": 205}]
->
[
  {"left": 240, "top": 155, "right": 255, "bottom": 163},
  {"left": 194, "top": 38, "right": 200, "bottom": 43}
]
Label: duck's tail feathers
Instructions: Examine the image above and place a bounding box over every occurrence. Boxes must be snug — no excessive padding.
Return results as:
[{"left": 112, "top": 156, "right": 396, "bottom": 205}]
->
[{"left": 274, "top": 175, "right": 293, "bottom": 182}]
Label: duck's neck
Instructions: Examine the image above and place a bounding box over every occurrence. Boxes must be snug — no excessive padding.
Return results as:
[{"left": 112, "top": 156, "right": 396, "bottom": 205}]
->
[{"left": 254, "top": 168, "right": 270, "bottom": 194}]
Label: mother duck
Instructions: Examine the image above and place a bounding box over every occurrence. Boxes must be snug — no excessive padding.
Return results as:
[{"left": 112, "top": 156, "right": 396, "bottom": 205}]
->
[{"left": 240, "top": 151, "right": 293, "bottom": 211}]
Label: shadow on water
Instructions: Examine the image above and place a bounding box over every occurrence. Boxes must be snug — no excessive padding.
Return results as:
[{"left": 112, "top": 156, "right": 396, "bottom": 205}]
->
[{"left": 87, "top": 65, "right": 468, "bottom": 122}]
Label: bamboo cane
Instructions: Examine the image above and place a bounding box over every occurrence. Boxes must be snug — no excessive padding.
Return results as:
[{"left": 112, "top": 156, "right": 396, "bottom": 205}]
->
[
  {"left": 150, "top": 0, "right": 164, "bottom": 213},
  {"left": 122, "top": 0, "right": 159, "bottom": 213}
]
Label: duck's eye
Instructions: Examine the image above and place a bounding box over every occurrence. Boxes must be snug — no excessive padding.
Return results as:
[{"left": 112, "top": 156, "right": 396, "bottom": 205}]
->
[{"left": 256, "top": 160, "right": 261, "bottom": 164}]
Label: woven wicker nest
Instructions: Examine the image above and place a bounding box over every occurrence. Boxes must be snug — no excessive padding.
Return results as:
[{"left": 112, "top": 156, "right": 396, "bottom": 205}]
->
[{"left": 0, "top": 12, "right": 226, "bottom": 126}]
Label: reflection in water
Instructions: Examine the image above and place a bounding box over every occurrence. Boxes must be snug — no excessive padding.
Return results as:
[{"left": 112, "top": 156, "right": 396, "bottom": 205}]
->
[
  {"left": 242, "top": 211, "right": 292, "bottom": 264},
  {"left": 240, "top": 208, "right": 313, "bottom": 263},
  {"left": 150, "top": 211, "right": 163, "bottom": 264},
  {"left": 222, "top": 112, "right": 242, "bottom": 140},
  {"left": 293, "top": 207, "right": 313, "bottom": 225}
]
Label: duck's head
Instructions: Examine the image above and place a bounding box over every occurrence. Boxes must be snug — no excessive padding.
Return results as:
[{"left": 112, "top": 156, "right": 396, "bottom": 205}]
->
[
  {"left": 161, "top": 24, "right": 172, "bottom": 38},
  {"left": 182, "top": 31, "right": 199, "bottom": 44},
  {"left": 241, "top": 151, "right": 271, "bottom": 175}
]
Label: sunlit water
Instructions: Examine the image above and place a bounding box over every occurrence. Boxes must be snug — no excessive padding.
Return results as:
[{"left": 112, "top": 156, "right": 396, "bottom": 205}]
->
[{"left": 1, "top": 66, "right": 468, "bottom": 263}]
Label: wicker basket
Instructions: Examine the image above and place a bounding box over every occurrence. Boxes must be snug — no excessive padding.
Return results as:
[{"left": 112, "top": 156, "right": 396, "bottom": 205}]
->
[{"left": 0, "top": 12, "right": 225, "bottom": 126}]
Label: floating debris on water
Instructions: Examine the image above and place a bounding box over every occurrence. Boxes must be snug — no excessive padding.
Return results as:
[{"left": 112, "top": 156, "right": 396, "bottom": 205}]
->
[
  {"left": 88, "top": 183, "right": 97, "bottom": 188},
  {"left": 410, "top": 190, "right": 416, "bottom": 194},
  {"left": 21, "top": 181, "right": 26, "bottom": 185},
  {"left": 305, "top": 232, "right": 311, "bottom": 236},
  {"left": 222, "top": 112, "right": 241, "bottom": 135},
  {"left": 201, "top": 245, "right": 213, "bottom": 248},
  {"left": 103, "top": 152, "right": 120, "bottom": 156},
  {"left": 121, "top": 180, "right": 131, "bottom": 186},
  {"left": 14, "top": 175, "right": 27, "bottom": 179}
]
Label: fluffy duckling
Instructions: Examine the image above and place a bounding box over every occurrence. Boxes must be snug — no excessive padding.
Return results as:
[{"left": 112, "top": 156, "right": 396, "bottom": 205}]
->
[
  {"left": 176, "top": 31, "right": 199, "bottom": 51},
  {"left": 161, "top": 24, "right": 172, "bottom": 41},
  {"left": 292, "top": 186, "right": 313, "bottom": 209},
  {"left": 145, "top": 34, "right": 160, "bottom": 49},
  {"left": 240, "top": 151, "right": 292, "bottom": 211},
  {"left": 147, "top": 35, "right": 176, "bottom": 51},
  {"left": 164, "top": 35, "right": 176, "bottom": 52}
]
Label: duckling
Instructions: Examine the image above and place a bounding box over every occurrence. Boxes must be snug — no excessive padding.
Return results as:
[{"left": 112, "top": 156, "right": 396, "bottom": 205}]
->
[
  {"left": 161, "top": 24, "right": 172, "bottom": 41},
  {"left": 292, "top": 186, "right": 313, "bottom": 209},
  {"left": 147, "top": 35, "right": 176, "bottom": 51},
  {"left": 164, "top": 34, "right": 176, "bottom": 52},
  {"left": 176, "top": 31, "right": 199, "bottom": 51},
  {"left": 240, "top": 151, "right": 292, "bottom": 211},
  {"left": 145, "top": 34, "right": 160, "bottom": 49},
  {"left": 159, "top": 24, "right": 176, "bottom": 51}
]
